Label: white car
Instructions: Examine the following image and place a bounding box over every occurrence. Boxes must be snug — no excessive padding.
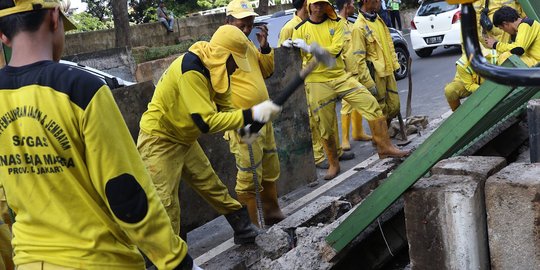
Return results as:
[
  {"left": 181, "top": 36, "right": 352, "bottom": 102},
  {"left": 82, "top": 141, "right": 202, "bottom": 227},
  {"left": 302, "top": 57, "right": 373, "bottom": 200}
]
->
[{"left": 410, "top": 0, "right": 461, "bottom": 57}]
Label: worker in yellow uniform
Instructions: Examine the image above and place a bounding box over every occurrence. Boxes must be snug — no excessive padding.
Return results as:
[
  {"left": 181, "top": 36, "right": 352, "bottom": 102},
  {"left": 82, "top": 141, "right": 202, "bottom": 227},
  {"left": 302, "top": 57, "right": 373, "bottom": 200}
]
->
[
  {"left": 352, "top": 0, "right": 402, "bottom": 126},
  {"left": 485, "top": 6, "right": 540, "bottom": 67},
  {"left": 475, "top": 0, "right": 525, "bottom": 47},
  {"left": 292, "top": 0, "right": 409, "bottom": 180},
  {"left": 337, "top": 0, "right": 372, "bottom": 152},
  {"left": 278, "top": 0, "right": 308, "bottom": 46},
  {"left": 280, "top": 0, "right": 338, "bottom": 170},
  {"left": 445, "top": 49, "right": 498, "bottom": 111},
  {"left": 0, "top": 188, "right": 13, "bottom": 270},
  {"left": 137, "top": 24, "right": 281, "bottom": 244},
  {"left": 0, "top": 0, "right": 199, "bottom": 269},
  {"left": 223, "top": 0, "right": 285, "bottom": 227}
]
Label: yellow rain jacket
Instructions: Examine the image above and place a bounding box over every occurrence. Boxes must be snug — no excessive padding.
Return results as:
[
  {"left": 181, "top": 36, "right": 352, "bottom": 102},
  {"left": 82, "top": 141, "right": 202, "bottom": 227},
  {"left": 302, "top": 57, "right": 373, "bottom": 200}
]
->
[
  {"left": 140, "top": 42, "right": 253, "bottom": 145},
  {"left": 474, "top": 0, "right": 525, "bottom": 44},
  {"left": 351, "top": 13, "right": 400, "bottom": 89},
  {"left": 494, "top": 18, "right": 540, "bottom": 67},
  {"left": 0, "top": 61, "right": 188, "bottom": 269},
  {"left": 278, "top": 14, "right": 303, "bottom": 46},
  {"left": 340, "top": 15, "right": 355, "bottom": 73},
  {"left": 292, "top": 17, "right": 347, "bottom": 82}
]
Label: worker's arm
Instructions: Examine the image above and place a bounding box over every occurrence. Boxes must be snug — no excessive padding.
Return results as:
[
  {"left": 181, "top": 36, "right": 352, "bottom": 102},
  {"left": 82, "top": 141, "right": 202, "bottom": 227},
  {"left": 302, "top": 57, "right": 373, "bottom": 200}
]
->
[
  {"left": 457, "top": 65, "right": 480, "bottom": 92},
  {"left": 386, "top": 27, "right": 401, "bottom": 71},
  {"left": 82, "top": 85, "right": 193, "bottom": 270},
  {"left": 342, "top": 23, "right": 356, "bottom": 74},
  {"left": 351, "top": 24, "right": 376, "bottom": 89},
  {"left": 495, "top": 20, "right": 537, "bottom": 54},
  {"left": 327, "top": 20, "right": 345, "bottom": 57},
  {"left": 180, "top": 71, "right": 252, "bottom": 133},
  {"left": 257, "top": 47, "right": 275, "bottom": 79}
]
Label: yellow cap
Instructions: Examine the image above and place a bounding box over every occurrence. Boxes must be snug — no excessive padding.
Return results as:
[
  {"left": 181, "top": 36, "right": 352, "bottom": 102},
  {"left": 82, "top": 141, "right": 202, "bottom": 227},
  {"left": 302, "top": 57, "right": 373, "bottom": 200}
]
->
[
  {"left": 226, "top": 0, "right": 258, "bottom": 19},
  {"left": 307, "top": 0, "right": 337, "bottom": 20},
  {"left": 0, "top": 0, "right": 77, "bottom": 31},
  {"left": 210, "top": 25, "right": 251, "bottom": 72}
]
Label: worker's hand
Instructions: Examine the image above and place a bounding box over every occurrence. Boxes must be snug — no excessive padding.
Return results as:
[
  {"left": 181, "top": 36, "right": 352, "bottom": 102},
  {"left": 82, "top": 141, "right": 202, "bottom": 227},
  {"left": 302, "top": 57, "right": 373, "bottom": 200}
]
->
[
  {"left": 368, "top": 86, "right": 378, "bottom": 96},
  {"left": 251, "top": 100, "right": 281, "bottom": 123},
  {"left": 484, "top": 36, "right": 497, "bottom": 49},
  {"left": 281, "top": 39, "right": 293, "bottom": 48},
  {"left": 292, "top": 39, "right": 312, "bottom": 53},
  {"left": 256, "top": 24, "right": 269, "bottom": 49},
  {"left": 239, "top": 124, "right": 261, "bottom": 144}
]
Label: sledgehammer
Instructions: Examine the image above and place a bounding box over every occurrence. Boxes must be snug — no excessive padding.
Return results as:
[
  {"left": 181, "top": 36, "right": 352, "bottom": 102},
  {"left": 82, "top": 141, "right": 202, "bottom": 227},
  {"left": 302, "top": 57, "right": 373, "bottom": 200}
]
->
[{"left": 240, "top": 42, "right": 336, "bottom": 136}]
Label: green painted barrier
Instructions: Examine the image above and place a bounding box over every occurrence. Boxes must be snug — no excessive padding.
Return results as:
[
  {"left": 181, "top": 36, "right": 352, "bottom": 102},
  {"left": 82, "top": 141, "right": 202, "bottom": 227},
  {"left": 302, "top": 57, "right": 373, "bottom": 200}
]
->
[{"left": 325, "top": 55, "right": 540, "bottom": 255}]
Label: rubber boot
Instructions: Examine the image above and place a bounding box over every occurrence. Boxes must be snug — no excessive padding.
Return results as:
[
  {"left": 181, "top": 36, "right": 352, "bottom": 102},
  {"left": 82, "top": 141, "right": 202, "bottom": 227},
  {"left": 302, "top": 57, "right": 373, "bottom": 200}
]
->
[
  {"left": 341, "top": 114, "right": 351, "bottom": 151},
  {"left": 351, "top": 111, "right": 372, "bottom": 141},
  {"left": 224, "top": 207, "right": 260, "bottom": 244},
  {"left": 322, "top": 137, "right": 340, "bottom": 180},
  {"left": 261, "top": 181, "right": 286, "bottom": 225},
  {"left": 339, "top": 151, "right": 355, "bottom": 161},
  {"left": 315, "top": 159, "right": 329, "bottom": 169},
  {"left": 368, "top": 117, "right": 410, "bottom": 159},
  {"left": 237, "top": 192, "right": 260, "bottom": 227},
  {"left": 448, "top": 99, "right": 461, "bottom": 111}
]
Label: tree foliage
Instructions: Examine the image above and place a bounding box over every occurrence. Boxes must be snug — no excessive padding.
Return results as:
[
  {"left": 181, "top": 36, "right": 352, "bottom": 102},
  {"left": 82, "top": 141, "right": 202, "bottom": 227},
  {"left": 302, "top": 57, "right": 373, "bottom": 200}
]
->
[
  {"left": 129, "top": 0, "right": 199, "bottom": 24},
  {"left": 82, "top": 0, "right": 112, "bottom": 21},
  {"left": 71, "top": 12, "right": 112, "bottom": 32}
]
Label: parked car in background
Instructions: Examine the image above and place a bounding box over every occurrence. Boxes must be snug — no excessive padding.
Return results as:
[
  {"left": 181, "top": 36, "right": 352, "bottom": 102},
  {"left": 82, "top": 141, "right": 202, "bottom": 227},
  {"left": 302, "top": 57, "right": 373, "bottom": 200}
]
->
[
  {"left": 410, "top": 0, "right": 461, "bottom": 57},
  {"left": 59, "top": 60, "right": 135, "bottom": 89},
  {"left": 249, "top": 10, "right": 410, "bottom": 80}
]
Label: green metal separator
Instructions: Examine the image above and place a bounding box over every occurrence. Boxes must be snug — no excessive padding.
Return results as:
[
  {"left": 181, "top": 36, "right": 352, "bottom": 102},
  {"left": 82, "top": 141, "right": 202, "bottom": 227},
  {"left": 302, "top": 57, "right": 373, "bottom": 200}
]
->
[
  {"left": 326, "top": 56, "right": 540, "bottom": 255},
  {"left": 326, "top": 0, "right": 540, "bottom": 255}
]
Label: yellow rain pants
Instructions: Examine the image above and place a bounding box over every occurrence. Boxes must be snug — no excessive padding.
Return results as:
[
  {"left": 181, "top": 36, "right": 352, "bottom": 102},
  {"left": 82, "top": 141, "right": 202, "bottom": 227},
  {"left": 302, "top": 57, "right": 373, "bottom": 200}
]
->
[{"left": 137, "top": 131, "right": 242, "bottom": 234}]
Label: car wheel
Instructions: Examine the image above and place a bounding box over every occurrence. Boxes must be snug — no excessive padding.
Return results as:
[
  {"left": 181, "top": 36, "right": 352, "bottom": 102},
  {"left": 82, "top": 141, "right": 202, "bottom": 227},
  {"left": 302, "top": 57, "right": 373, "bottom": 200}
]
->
[
  {"left": 415, "top": 48, "right": 434, "bottom": 58},
  {"left": 394, "top": 46, "right": 409, "bottom": 81}
]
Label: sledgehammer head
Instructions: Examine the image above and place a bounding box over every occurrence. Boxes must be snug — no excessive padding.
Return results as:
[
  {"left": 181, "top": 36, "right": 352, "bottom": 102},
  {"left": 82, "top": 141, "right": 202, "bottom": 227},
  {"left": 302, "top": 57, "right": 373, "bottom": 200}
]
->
[{"left": 309, "top": 42, "right": 336, "bottom": 68}]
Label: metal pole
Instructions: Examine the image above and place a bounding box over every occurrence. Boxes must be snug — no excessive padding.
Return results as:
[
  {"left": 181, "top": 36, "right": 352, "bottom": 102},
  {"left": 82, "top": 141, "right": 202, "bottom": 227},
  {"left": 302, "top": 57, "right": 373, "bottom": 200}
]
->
[{"left": 527, "top": 99, "right": 540, "bottom": 162}]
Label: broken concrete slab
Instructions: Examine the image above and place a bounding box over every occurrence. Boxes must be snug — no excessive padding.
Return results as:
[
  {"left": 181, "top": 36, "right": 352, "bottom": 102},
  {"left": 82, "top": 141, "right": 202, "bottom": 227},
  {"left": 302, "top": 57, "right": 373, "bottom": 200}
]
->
[
  {"left": 405, "top": 174, "right": 491, "bottom": 270},
  {"left": 431, "top": 156, "right": 506, "bottom": 178},
  {"left": 485, "top": 163, "right": 540, "bottom": 270},
  {"left": 255, "top": 226, "right": 291, "bottom": 260}
]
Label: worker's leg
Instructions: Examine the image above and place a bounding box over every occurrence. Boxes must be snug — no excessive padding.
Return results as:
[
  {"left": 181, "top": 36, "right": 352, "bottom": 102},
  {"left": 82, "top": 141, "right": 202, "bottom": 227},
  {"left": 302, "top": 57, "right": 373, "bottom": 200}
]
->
[
  {"left": 306, "top": 81, "right": 341, "bottom": 180},
  {"left": 444, "top": 79, "right": 466, "bottom": 111},
  {"left": 260, "top": 124, "right": 285, "bottom": 225},
  {"left": 337, "top": 75, "right": 409, "bottom": 158},
  {"left": 181, "top": 140, "right": 258, "bottom": 243},
  {"left": 182, "top": 141, "right": 242, "bottom": 215},
  {"left": 137, "top": 130, "right": 184, "bottom": 234},
  {"left": 340, "top": 100, "right": 352, "bottom": 151},
  {"left": 382, "top": 74, "right": 401, "bottom": 120}
]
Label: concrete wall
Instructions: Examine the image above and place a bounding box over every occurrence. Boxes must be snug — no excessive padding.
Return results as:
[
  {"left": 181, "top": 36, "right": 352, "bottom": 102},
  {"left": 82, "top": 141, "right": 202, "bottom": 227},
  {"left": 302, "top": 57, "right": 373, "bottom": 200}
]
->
[
  {"left": 63, "top": 47, "right": 137, "bottom": 82},
  {"left": 110, "top": 47, "right": 317, "bottom": 233},
  {"left": 64, "top": 5, "right": 292, "bottom": 56},
  {"left": 404, "top": 156, "right": 507, "bottom": 270}
]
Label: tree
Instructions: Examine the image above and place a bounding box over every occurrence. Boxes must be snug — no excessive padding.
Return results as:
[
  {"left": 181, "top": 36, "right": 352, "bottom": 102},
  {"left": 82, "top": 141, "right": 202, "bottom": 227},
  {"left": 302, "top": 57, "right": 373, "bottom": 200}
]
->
[
  {"left": 258, "top": 0, "right": 268, "bottom": 15},
  {"left": 82, "top": 0, "right": 112, "bottom": 21},
  {"left": 196, "top": 0, "right": 230, "bottom": 9},
  {"left": 112, "top": 0, "right": 131, "bottom": 48},
  {"left": 71, "top": 12, "right": 112, "bottom": 32}
]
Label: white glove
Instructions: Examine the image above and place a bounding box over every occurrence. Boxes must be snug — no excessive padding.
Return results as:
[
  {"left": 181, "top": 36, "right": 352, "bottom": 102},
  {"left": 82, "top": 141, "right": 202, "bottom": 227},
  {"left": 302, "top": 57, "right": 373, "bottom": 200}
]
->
[
  {"left": 239, "top": 124, "right": 261, "bottom": 144},
  {"left": 193, "top": 263, "right": 204, "bottom": 270},
  {"left": 251, "top": 100, "right": 281, "bottom": 123},
  {"left": 292, "top": 38, "right": 311, "bottom": 53},
  {"left": 281, "top": 39, "right": 293, "bottom": 48}
]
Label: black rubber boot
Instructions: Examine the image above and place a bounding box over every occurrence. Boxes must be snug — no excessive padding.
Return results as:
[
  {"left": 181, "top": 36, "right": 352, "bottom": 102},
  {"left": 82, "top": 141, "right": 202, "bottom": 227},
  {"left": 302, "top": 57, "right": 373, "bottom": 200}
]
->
[{"left": 224, "top": 207, "right": 260, "bottom": 244}]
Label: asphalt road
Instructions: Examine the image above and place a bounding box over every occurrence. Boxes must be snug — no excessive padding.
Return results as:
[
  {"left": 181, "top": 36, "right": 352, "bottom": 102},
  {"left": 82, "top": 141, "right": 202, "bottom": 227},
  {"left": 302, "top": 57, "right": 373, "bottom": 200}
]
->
[{"left": 398, "top": 33, "right": 462, "bottom": 118}]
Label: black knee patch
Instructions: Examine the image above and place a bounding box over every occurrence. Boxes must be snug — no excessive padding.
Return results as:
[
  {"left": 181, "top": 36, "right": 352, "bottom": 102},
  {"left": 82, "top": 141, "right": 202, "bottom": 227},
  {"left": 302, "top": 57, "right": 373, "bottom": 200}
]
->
[{"left": 105, "top": 174, "right": 148, "bottom": 223}]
